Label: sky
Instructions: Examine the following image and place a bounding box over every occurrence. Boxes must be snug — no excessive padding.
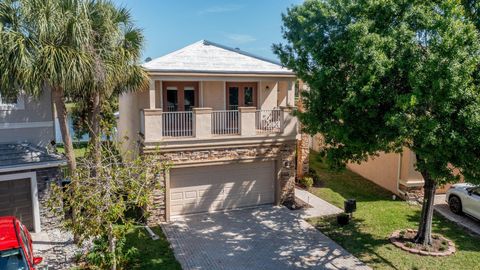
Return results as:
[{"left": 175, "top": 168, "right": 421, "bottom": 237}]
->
[{"left": 111, "top": 0, "right": 302, "bottom": 62}]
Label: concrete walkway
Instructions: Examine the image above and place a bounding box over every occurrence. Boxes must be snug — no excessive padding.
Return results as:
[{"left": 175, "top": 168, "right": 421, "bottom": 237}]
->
[
  {"left": 434, "top": 194, "right": 480, "bottom": 236},
  {"left": 162, "top": 206, "right": 370, "bottom": 270},
  {"left": 295, "top": 187, "right": 343, "bottom": 219}
]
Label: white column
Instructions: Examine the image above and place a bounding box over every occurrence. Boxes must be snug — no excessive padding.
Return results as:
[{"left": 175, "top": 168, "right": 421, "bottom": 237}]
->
[
  {"left": 239, "top": 107, "right": 257, "bottom": 136},
  {"left": 200, "top": 81, "right": 204, "bottom": 107},
  {"left": 159, "top": 80, "right": 163, "bottom": 109},
  {"left": 149, "top": 79, "right": 156, "bottom": 109},
  {"left": 223, "top": 81, "right": 227, "bottom": 110},
  {"left": 193, "top": 107, "right": 212, "bottom": 138}
]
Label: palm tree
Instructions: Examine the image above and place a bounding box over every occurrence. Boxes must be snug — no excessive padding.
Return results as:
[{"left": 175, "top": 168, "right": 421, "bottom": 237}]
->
[
  {"left": 0, "top": 0, "right": 94, "bottom": 171},
  {"left": 77, "top": 0, "right": 148, "bottom": 169}
]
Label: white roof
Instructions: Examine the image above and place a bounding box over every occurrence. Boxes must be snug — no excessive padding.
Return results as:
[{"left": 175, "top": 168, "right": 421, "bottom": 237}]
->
[{"left": 143, "top": 40, "right": 294, "bottom": 75}]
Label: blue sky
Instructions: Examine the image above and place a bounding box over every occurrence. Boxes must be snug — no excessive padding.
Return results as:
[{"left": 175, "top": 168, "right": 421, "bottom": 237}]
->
[{"left": 112, "top": 0, "right": 302, "bottom": 62}]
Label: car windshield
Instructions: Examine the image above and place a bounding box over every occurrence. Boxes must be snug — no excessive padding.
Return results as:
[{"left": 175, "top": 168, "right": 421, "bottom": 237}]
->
[{"left": 0, "top": 248, "right": 28, "bottom": 270}]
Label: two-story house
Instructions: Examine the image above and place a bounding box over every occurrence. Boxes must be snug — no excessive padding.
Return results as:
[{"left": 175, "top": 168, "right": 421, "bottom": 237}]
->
[
  {"left": 0, "top": 89, "right": 65, "bottom": 232},
  {"left": 118, "top": 40, "right": 299, "bottom": 223}
]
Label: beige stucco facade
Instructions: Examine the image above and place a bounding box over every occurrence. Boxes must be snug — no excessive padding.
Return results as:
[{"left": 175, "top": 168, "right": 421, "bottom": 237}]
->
[
  {"left": 310, "top": 133, "right": 448, "bottom": 197},
  {"left": 118, "top": 73, "right": 299, "bottom": 222}
]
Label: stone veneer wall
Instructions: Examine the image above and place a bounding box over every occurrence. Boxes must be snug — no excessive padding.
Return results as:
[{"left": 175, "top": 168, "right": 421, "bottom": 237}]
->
[
  {"left": 0, "top": 167, "right": 62, "bottom": 231},
  {"left": 296, "top": 133, "right": 310, "bottom": 180},
  {"left": 144, "top": 142, "right": 296, "bottom": 225}
]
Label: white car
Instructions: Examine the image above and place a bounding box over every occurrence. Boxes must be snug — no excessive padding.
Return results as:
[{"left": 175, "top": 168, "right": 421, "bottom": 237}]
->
[{"left": 446, "top": 183, "right": 480, "bottom": 220}]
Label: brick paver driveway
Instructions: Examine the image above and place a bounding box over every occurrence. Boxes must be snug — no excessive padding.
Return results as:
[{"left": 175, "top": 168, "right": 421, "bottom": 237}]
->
[{"left": 161, "top": 206, "right": 370, "bottom": 270}]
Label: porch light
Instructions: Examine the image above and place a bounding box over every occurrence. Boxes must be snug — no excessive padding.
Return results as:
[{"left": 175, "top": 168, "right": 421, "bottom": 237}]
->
[{"left": 265, "top": 85, "right": 270, "bottom": 91}]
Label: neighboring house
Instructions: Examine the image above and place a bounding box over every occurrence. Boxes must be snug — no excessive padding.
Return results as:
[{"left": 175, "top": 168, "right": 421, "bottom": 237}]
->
[
  {"left": 311, "top": 136, "right": 451, "bottom": 198},
  {"left": 0, "top": 89, "right": 65, "bottom": 232},
  {"left": 118, "top": 40, "right": 299, "bottom": 223}
]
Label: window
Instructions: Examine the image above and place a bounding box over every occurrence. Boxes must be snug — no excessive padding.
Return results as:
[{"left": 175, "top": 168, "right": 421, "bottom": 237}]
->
[
  {"left": 184, "top": 87, "right": 195, "bottom": 111},
  {"left": 244, "top": 87, "right": 254, "bottom": 106},
  {"left": 0, "top": 248, "right": 28, "bottom": 270},
  {"left": 472, "top": 187, "right": 480, "bottom": 196},
  {"left": 0, "top": 91, "right": 24, "bottom": 110},
  {"left": 166, "top": 88, "right": 178, "bottom": 112},
  {"left": 228, "top": 87, "right": 239, "bottom": 110}
]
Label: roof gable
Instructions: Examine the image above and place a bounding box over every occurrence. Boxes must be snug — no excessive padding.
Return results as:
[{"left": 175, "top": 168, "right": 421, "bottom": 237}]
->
[{"left": 143, "top": 40, "right": 294, "bottom": 75}]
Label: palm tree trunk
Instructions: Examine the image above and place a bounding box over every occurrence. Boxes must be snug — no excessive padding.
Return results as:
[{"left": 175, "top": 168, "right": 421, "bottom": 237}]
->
[
  {"left": 52, "top": 86, "right": 76, "bottom": 171},
  {"left": 88, "top": 91, "right": 102, "bottom": 173},
  {"left": 414, "top": 155, "right": 437, "bottom": 246}
]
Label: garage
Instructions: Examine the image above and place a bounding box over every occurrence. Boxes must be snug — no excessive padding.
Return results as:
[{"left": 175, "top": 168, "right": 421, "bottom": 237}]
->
[
  {"left": 170, "top": 161, "right": 275, "bottom": 217},
  {"left": 0, "top": 178, "right": 34, "bottom": 230}
]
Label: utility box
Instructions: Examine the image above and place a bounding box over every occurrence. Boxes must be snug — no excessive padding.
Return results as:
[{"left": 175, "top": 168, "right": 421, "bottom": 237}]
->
[{"left": 345, "top": 199, "right": 357, "bottom": 214}]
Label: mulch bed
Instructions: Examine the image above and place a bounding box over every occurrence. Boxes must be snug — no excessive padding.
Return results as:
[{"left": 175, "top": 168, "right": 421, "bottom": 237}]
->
[{"left": 389, "top": 229, "right": 456, "bottom": 256}]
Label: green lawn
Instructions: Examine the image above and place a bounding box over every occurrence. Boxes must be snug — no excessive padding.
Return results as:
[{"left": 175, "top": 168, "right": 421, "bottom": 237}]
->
[
  {"left": 124, "top": 226, "right": 181, "bottom": 270},
  {"left": 307, "top": 153, "right": 480, "bottom": 270},
  {"left": 56, "top": 143, "right": 87, "bottom": 159}
]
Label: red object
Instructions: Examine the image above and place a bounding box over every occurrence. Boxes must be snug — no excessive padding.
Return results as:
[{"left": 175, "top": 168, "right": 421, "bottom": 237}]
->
[{"left": 0, "top": 216, "right": 43, "bottom": 269}]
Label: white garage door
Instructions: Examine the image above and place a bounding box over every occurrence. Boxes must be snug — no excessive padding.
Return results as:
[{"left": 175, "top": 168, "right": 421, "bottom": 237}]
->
[{"left": 170, "top": 161, "right": 275, "bottom": 216}]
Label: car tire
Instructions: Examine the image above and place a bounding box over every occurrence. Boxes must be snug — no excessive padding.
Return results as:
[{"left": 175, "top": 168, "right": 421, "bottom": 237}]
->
[{"left": 448, "top": 195, "right": 463, "bottom": 215}]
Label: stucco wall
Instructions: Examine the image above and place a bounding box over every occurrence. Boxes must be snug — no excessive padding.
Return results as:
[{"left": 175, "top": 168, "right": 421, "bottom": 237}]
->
[
  {"left": 202, "top": 81, "right": 224, "bottom": 110},
  {"left": 259, "top": 81, "right": 278, "bottom": 110},
  {"left": 347, "top": 152, "right": 400, "bottom": 194},
  {"left": 0, "top": 90, "right": 55, "bottom": 146}
]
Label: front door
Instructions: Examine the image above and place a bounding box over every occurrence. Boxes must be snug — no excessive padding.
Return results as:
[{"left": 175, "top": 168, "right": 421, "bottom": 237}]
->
[
  {"left": 163, "top": 82, "right": 199, "bottom": 111},
  {"left": 226, "top": 82, "right": 257, "bottom": 110}
]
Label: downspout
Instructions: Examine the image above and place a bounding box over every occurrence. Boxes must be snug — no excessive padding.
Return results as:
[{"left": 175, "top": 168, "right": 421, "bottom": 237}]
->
[{"left": 397, "top": 153, "right": 407, "bottom": 198}]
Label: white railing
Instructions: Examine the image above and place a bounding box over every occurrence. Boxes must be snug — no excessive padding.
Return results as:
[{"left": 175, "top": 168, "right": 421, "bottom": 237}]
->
[
  {"left": 212, "top": 110, "right": 239, "bottom": 135},
  {"left": 256, "top": 109, "right": 281, "bottom": 133},
  {"left": 162, "top": 111, "right": 193, "bottom": 137}
]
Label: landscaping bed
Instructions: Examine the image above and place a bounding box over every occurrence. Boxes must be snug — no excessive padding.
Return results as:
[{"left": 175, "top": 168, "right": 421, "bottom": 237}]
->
[
  {"left": 389, "top": 229, "right": 455, "bottom": 256},
  {"left": 306, "top": 152, "right": 480, "bottom": 270}
]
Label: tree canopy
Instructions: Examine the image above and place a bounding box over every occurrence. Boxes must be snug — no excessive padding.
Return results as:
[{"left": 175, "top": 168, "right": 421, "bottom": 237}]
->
[
  {"left": 274, "top": 0, "right": 480, "bottom": 245},
  {"left": 275, "top": 0, "right": 480, "bottom": 185}
]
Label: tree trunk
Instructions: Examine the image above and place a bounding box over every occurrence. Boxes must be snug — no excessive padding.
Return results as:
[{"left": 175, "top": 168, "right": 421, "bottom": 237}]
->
[
  {"left": 88, "top": 91, "right": 102, "bottom": 174},
  {"left": 108, "top": 224, "right": 117, "bottom": 270},
  {"left": 414, "top": 156, "right": 437, "bottom": 246},
  {"left": 52, "top": 86, "right": 76, "bottom": 171}
]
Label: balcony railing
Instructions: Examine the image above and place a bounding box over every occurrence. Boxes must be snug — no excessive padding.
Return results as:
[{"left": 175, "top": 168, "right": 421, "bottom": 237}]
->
[
  {"left": 140, "top": 107, "right": 296, "bottom": 142},
  {"left": 212, "top": 110, "right": 239, "bottom": 135},
  {"left": 256, "top": 109, "right": 281, "bottom": 133},
  {"left": 162, "top": 111, "right": 193, "bottom": 137}
]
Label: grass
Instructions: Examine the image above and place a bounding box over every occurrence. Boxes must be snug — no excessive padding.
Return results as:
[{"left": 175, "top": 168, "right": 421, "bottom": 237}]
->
[
  {"left": 124, "top": 226, "right": 181, "bottom": 270},
  {"left": 56, "top": 142, "right": 87, "bottom": 159},
  {"left": 307, "top": 152, "right": 480, "bottom": 270}
]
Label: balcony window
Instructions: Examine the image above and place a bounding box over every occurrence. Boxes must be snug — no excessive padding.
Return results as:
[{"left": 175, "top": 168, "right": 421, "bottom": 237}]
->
[
  {"left": 184, "top": 87, "right": 195, "bottom": 111},
  {"left": 226, "top": 82, "right": 257, "bottom": 110},
  {"left": 166, "top": 88, "right": 178, "bottom": 112},
  {"left": 244, "top": 87, "right": 254, "bottom": 106}
]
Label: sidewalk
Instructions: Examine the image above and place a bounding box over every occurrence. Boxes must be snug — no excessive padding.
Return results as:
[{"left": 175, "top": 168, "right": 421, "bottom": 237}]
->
[
  {"left": 295, "top": 187, "right": 343, "bottom": 219},
  {"left": 434, "top": 194, "right": 480, "bottom": 236}
]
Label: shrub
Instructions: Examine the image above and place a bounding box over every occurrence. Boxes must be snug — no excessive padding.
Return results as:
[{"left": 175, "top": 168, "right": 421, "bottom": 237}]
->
[{"left": 300, "top": 176, "right": 314, "bottom": 188}]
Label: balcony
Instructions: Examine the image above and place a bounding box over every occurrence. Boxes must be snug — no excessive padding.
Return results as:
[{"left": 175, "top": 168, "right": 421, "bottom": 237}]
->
[{"left": 140, "top": 107, "right": 297, "bottom": 147}]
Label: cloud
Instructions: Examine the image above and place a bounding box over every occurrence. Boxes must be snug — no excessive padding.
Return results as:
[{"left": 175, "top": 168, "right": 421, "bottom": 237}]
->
[
  {"left": 198, "top": 4, "right": 242, "bottom": 15},
  {"left": 226, "top": 34, "right": 256, "bottom": 44}
]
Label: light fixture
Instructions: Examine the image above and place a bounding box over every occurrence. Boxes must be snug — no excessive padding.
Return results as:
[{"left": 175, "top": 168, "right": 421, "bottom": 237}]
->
[{"left": 265, "top": 85, "right": 270, "bottom": 91}]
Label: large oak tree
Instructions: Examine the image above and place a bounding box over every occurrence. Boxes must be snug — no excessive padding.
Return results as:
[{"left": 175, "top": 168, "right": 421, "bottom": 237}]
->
[{"left": 275, "top": 0, "right": 480, "bottom": 246}]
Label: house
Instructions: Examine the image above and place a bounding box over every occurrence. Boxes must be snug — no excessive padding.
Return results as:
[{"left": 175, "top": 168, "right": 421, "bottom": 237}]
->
[
  {"left": 0, "top": 89, "right": 65, "bottom": 232},
  {"left": 118, "top": 40, "right": 301, "bottom": 223},
  {"left": 311, "top": 136, "right": 451, "bottom": 198}
]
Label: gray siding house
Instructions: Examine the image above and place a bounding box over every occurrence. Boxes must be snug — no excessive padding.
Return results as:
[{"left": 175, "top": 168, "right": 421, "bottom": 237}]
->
[{"left": 0, "top": 89, "right": 65, "bottom": 232}]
